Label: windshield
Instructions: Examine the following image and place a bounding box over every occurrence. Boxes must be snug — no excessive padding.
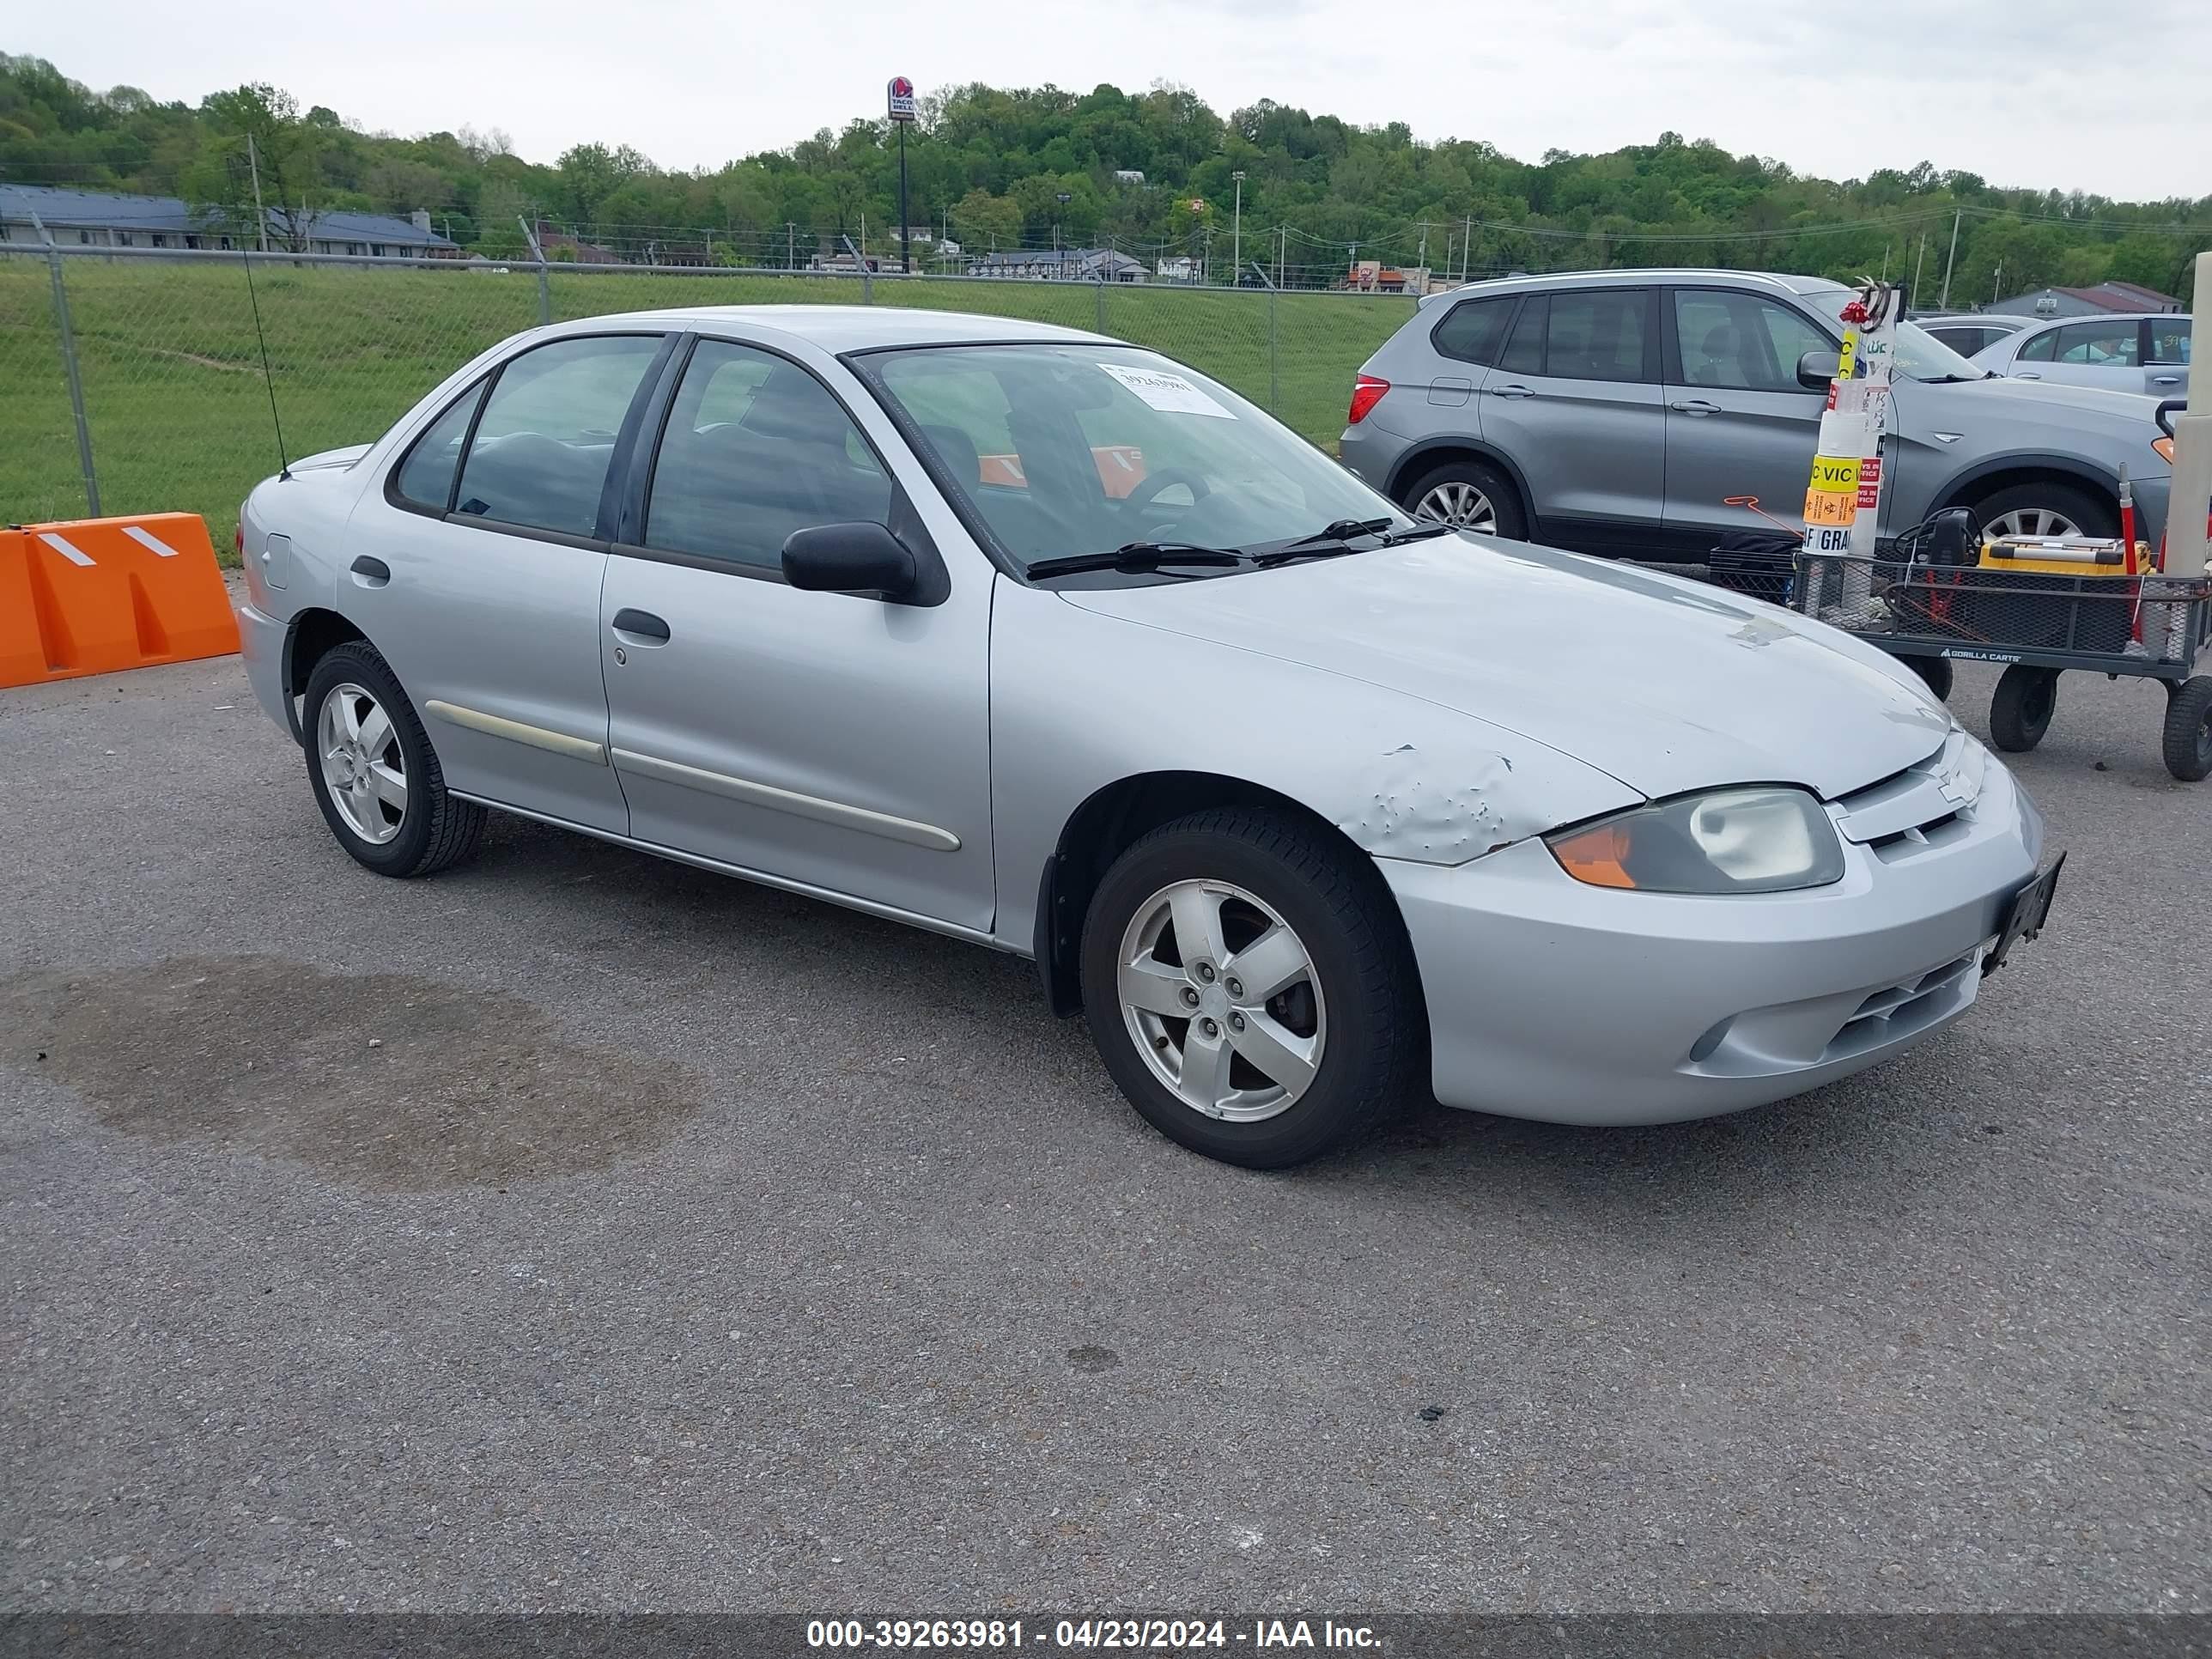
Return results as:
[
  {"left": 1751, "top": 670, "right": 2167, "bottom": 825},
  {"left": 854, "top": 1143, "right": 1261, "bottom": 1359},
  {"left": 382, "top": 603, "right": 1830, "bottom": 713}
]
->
[
  {"left": 863, "top": 343, "right": 1408, "bottom": 570},
  {"left": 1799, "top": 290, "right": 1986, "bottom": 382}
]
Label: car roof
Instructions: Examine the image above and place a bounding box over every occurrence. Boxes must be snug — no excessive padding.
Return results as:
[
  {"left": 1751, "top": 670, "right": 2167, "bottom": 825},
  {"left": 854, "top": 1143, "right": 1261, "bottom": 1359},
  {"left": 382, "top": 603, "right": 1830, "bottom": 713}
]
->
[
  {"left": 2011, "top": 311, "right": 2191, "bottom": 328},
  {"left": 1917, "top": 313, "right": 2030, "bottom": 326},
  {"left": 1417, "top": 268, "right": 1849, "bottom": 307},
  {"left": 538, "top": 303, "right": 1108, "bottom": 353}
]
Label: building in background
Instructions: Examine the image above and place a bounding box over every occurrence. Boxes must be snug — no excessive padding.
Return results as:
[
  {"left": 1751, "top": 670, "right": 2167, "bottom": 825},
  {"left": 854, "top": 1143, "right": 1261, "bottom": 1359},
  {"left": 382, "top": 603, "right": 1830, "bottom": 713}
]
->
[
  {"left": 0, "top": 184, "right": 459, "bottom": 257},
  {"left": 966, "top": 247, "right": 1146, "bottom": 283},
  {"left": 1994, "top": 280, "right": 2183, "bottom": 318}
]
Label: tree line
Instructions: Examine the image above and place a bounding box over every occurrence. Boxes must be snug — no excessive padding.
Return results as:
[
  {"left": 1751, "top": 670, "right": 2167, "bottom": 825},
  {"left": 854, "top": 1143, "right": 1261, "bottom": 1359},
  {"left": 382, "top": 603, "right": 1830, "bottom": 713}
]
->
[{"left": 2, "top": 52, "right": 2203, "bottom": 299}]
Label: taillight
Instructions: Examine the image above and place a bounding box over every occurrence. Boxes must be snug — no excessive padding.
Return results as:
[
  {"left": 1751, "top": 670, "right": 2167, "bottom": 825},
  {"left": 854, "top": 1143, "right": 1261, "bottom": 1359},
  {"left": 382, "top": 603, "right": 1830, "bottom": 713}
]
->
[{"left": 1347, "top": 374, "right": 1389, "bottom": 425}]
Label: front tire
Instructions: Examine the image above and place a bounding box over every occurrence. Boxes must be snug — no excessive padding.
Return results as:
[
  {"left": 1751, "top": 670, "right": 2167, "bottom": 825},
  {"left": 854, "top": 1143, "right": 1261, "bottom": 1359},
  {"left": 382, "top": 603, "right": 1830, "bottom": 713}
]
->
[
  {"left": 1989, "top": 664, "right": 2058, "bottom": 753},
  {"left": 1079, "top": 808, "right": 1425, "bottom": 1169},
  {"left": 303, "top": 641, "right": 485, "bottom": 878},
  {"left": 1969, "top": 481, "right": 2118, "bottom": 544}
]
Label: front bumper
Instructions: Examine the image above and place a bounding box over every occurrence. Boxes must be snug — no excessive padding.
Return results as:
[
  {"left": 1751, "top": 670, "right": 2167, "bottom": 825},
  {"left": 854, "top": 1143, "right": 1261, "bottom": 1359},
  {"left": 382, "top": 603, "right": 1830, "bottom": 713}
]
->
[{"left": 1382, "top": 757, "right": 2045, "bottom": 1126}]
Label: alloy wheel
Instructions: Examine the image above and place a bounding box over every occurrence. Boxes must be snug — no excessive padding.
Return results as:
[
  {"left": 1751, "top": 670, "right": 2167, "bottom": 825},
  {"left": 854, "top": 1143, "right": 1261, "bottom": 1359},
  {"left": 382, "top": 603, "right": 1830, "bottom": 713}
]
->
[
  {"left": 1983, "top": 505, "right": 2084, "bottom": 541},
  {"left": 317, "top": 682, "right": 408, "bottom": 845},
  {"left": 1414, "top": 480, "right": 1498, "bottom": 534},
  {"left": 1115, "top": 878, "right": 1326, "bottom": 1122}
]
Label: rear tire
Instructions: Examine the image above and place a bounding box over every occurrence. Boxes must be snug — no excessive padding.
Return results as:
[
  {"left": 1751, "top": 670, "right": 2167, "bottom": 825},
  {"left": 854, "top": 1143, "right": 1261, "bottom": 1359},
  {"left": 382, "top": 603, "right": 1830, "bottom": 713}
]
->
[
  {"left": 2162, "top": 676, "right": 2212, "bottom": 782},
  {"left": 303, "top": 641, "right": 485, "bottom": 878},
  {"left": 1989, "top": 664, "right": 2058, "bottom": 753},
  {"left": 1401, "top": 458, "right": 1528, "bottom": 541},
  {"left": 1079, "top": 808, "right": 1425, "bottom": 1169}
]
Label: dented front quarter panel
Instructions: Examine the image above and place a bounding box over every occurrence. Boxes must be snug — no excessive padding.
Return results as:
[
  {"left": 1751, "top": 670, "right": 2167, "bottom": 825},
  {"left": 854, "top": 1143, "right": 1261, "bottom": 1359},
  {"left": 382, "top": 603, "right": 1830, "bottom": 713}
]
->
[{"left": 987, "top": 579, "right": 1640, "bottom": 951}]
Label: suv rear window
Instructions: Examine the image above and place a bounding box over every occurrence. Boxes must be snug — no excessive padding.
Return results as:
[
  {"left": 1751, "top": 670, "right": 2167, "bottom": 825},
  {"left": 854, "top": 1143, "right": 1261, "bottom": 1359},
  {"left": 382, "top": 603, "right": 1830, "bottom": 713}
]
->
[{"left": 1431, "top": 297, "right": 1515, "bottom": 367}]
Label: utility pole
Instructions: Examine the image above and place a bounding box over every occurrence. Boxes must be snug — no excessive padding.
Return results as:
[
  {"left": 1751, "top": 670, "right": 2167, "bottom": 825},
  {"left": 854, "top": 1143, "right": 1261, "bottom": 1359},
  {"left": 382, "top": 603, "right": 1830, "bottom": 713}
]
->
[
  {"left": 1992, "top": 260, "right": 2002, "bottom": 305},
  {"left": 1939, "top": 208, "right": 1961, "bottom": 309},
  {"left": 1462, "top": 214, "right": 1473, "bottom": 283},
  {"left": 247, "top": 132, "right": 269, "bottom": 252},
  {"left": 1416, "top": 220, "right": 1429, "bottom": 285},
  {"left": 1881, "top": 243, "right": 1890, "bottom": 283},
  {"left": 787, "top": 222, "right": 795, "bottom": 269},
  {"left": 1912, "top": 233, "right": 1927, "bottom": 305},
  {"left": 1277, "top": 225, "right": 1285, "bottom": 290},
  {"left": 1231, "top": 171, "right": 1245, "bottom": 280}
]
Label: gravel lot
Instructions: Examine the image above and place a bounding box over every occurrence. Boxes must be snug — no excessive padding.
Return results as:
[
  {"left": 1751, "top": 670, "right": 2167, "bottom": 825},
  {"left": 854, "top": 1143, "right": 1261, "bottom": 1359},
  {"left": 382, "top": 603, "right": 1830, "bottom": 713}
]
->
[{"left": 3, "top": 647, "right": 2207, "bottom": 1614}]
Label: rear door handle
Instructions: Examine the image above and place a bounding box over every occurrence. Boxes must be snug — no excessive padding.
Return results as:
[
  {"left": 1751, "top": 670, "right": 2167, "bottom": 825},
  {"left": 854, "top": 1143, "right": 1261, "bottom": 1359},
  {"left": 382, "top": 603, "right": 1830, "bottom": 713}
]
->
[
  {"left": 1669, "top": 399, "right": 1722, "bottom": 415},
  {"left": 2151, "top": 374, "right": 2182, "bottom": 386},
  {"left": 611, "top": 607, "right": 671, "bottom": 644},
  {"left": 1486, "top": 383, "right": 1535, "bottom": 399},
  {"left": 349, "top": 555, "right": 390, "bottom": 586},
  {"left": 2015, "top": 371, "right": 2042, "bottom": 380}
]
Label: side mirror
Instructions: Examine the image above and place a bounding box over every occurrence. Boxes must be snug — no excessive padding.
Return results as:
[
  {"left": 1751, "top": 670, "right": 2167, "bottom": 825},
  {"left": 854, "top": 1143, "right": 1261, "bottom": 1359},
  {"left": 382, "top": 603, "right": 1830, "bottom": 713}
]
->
[
  {"left": 1797, "top": 349, "right": 1843, "bottom": 391},
  {"left": 782, "top": 521, "right": 921, "bottom": 602}
]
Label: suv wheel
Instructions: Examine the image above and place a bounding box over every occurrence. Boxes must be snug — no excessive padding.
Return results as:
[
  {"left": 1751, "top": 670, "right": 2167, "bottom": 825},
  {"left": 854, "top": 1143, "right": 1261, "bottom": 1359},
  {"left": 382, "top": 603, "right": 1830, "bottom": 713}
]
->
[
  {"left": 1969, "top": 481, "right": 2118, "bottom": 543},
  {"left": 1402, "top": 459, "right": 1527, "bottom": 541},
  {"left": 1079, "top": 808, "right": 1425, "bottom": 1170}
]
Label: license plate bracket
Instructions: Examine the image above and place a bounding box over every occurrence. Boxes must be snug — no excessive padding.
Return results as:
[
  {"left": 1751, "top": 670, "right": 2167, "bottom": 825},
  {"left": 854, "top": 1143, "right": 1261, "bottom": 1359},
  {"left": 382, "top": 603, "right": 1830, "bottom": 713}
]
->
[{"left": 1984, "top": 852, "right": 2065, "bottom": 975}]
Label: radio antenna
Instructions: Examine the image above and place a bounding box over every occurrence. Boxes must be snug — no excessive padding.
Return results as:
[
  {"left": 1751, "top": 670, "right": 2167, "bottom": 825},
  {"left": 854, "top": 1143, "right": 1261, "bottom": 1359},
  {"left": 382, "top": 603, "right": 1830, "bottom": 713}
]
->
[{"left": 240, "top": 246, "right": 291, "bottom": 480}]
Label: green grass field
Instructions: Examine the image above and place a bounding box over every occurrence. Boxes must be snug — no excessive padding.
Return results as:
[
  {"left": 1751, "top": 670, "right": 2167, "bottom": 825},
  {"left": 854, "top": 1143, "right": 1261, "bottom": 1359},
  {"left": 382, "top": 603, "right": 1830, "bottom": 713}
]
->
[{"left": 0, "top": 254, "right": 1413, "bottom": 557}]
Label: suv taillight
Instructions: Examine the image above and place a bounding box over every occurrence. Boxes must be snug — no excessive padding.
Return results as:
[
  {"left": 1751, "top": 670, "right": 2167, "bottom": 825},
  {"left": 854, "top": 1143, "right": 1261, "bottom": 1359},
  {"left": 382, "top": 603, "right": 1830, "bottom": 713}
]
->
[{"left": 1347, "top": 374, "right": 1389, "bottom": 425}]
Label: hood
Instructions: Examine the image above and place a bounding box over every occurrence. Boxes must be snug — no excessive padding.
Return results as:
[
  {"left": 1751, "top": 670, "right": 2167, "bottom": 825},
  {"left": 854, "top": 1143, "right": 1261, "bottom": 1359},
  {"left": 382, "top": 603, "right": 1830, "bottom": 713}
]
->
[
  {"left": 1060, "top": 537, "right": 1950, "bottom": 801},
  {"left": 1916, "top": 373, "right": 2172, "bottom": 436},
  {"left": 285, "top": 443, "right": 373, "bottom": 473}
]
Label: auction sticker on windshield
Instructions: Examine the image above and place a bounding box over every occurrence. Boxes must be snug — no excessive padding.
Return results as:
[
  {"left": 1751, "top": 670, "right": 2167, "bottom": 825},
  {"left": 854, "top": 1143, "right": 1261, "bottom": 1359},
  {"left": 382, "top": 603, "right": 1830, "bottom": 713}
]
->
[{"left": 1098, "top": 363, "right": 1236, "bottom": 418}]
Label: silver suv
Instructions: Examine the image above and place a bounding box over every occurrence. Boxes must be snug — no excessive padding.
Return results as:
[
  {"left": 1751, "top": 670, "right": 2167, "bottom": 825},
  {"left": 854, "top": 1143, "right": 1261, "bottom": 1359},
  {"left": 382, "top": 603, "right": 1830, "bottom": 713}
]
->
[{"left": 1340, "top": 269, "right": 2176, "bottom": 553}]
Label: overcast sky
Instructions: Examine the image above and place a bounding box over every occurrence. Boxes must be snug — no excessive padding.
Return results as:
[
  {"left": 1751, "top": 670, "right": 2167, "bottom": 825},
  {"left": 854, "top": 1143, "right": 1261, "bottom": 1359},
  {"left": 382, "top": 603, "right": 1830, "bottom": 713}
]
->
[{"left": 17, "top": 0, "right": 2209, "bottom": 202}]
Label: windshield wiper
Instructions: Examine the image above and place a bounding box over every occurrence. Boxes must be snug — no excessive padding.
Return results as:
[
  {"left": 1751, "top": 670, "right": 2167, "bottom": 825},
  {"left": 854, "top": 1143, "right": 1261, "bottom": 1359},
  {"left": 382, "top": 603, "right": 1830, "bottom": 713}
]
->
[
  {"left": 1251, "top": 518, "right": 1455, "bottom": 566},
  {"left": 1024, "top": 541, "right": 1249, "bottom": 580}
]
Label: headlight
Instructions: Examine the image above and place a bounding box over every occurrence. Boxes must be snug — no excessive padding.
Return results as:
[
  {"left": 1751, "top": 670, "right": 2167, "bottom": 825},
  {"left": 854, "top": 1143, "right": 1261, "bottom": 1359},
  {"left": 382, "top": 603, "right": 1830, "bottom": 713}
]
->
[{"left": 1546, "top": 787, "right": 1844, "bottom": 894}]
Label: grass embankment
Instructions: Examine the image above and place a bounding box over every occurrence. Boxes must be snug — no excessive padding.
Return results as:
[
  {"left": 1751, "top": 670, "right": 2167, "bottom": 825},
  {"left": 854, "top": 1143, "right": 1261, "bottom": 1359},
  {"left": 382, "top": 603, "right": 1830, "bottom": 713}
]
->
[{"left": 0, "top": 256, "right": 1413, "bottom": 556}]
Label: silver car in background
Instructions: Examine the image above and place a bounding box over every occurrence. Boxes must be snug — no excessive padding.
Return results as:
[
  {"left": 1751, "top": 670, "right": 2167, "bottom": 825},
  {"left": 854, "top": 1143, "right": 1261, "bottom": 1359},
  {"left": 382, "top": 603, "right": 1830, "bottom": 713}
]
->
[
  {"left": 237, "top": 307, "right": 2053, "bottom": 1168},
  {"left": 1971, "top": 311, "right": 2191, "bottom": 400},
  {"left": 1340, "top": 269, "right": 2176, "bottom": 550}
]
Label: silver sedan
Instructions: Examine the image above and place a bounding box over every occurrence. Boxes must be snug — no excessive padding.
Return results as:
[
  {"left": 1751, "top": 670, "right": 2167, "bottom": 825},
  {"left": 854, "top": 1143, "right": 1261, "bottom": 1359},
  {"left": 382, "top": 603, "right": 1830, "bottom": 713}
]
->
[{"left": 237, "top": 307, "right": 2056, "bottom": 1167}]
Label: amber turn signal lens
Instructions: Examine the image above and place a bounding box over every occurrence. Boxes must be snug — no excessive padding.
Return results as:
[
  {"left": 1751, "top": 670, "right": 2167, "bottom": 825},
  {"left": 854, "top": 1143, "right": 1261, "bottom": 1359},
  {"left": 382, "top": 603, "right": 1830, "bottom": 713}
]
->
[
  {"left": 1549, "top": 823, "right": 1638, "bottom": 889},
  {"left": 2152, "top": 436, "right": 2176, "bottom": 465}
]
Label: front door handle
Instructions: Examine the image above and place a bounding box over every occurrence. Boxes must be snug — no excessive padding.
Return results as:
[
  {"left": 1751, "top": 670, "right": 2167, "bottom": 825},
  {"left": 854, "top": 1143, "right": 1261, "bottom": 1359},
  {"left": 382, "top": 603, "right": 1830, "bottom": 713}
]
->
[
  {"left": 2016, "top": 371, "right": 2042, "bottom": 380},
  {"left": 1486, "top": 383, "right": 1535, "bottom": 399},
  {"left": 2151, "top": 374, "right": 2182, "bottom": 386},
  {"left": 1669, "top": 398, "right": 1722, "bottom": 415},
  {"left": 349, "top": 555, "right": 390, "bottom": 586},
  {"left": 611, "top": 607, "right": 671, "bottom": 645}
]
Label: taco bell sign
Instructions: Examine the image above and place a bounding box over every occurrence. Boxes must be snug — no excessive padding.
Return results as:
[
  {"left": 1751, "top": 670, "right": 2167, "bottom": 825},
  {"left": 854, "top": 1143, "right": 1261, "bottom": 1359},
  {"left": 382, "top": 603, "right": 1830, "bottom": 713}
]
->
[{"left": 886, "top": 76, "right": 918, "bottom": 124}]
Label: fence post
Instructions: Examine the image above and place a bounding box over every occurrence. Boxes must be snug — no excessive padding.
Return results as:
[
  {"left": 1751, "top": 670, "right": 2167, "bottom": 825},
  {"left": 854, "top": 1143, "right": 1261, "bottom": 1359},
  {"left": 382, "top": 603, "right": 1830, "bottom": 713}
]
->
[
  {"left": 520, "top": 216, "right": 551, "bottom": 326},
  {"left": 1266, "top": 271, "right": 1280, "bottom": 412},
  {"left": 32, "top": 214, "right": 100, "bottom": 518},
  {"left": 1095, "top": 275, "right": 1106, "bottom": 335}
]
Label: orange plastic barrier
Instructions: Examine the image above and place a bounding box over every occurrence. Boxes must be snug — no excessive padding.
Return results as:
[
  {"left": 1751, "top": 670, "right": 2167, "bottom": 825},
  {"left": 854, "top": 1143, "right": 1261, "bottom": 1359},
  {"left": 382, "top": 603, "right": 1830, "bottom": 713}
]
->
[{"left": 1, "top": 513, "right": 240, "bottom": 689}]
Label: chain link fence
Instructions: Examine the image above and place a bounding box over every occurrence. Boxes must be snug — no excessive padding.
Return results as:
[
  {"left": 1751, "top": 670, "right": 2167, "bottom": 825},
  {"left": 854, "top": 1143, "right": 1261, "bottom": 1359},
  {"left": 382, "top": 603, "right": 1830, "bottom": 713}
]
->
[{"left": 1, "top": 245, "right": 1416, "bottom": 556}]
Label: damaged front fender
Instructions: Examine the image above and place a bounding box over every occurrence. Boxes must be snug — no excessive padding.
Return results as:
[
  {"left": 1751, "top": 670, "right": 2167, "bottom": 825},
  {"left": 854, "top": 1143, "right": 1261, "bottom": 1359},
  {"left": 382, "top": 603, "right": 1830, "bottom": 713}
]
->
[{"left": 1329, "top": 736, "right": 1641, "bottom": 866}]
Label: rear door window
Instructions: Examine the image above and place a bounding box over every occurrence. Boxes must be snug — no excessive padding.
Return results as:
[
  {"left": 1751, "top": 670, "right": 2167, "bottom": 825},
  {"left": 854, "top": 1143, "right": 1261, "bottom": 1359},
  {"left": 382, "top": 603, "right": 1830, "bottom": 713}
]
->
[
  {"left": 452, "top": 335, "right": 666, "bottom": 538},
  {"left": 1497, "top": 295, "right": 1547, "bottom": 375},
  {"left": 1545, "top": 289, "right": 1652, "bottom": 382},
  {"left": 2051, "top": 319, "right": 2140, "bottom": 367},
  {"left": 392, "top": 383, "right": 486, "bottom": 513}
]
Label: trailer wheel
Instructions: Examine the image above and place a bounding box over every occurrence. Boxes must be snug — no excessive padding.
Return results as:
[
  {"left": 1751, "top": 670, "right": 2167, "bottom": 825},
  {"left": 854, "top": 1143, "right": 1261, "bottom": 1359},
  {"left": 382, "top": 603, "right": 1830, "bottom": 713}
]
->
[
  {"left": 1905, "top": 656, "right": 1953, "bottom": 703},
  {"left": 2162, "top": 676, "right": 2212, "bottom": 782},
  {"left": 1989, "top": 665, "right": 2058, "bottom": 753}
]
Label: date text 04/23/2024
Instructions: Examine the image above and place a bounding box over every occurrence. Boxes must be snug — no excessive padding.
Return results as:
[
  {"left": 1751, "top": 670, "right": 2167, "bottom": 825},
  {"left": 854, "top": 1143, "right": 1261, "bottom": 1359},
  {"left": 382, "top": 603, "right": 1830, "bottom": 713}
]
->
[{"left": 805, "top": 1619, "right": 1382, "bottom": 1650}]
